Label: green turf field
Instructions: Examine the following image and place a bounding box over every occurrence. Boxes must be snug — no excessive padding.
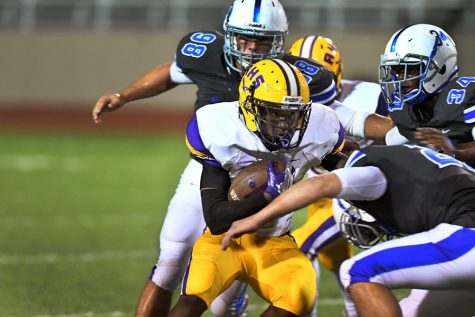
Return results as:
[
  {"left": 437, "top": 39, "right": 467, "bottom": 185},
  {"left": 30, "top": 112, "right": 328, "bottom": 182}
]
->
[{"left": 0, "top": 131, "right": 407, "bottom": 317}]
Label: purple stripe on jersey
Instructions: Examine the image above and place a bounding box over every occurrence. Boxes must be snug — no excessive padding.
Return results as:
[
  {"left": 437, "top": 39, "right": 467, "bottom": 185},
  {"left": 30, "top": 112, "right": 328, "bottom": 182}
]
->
[
  {"left": 331, "top": 122, "right": 345, "bottom": 153},
  {"left": 375, "top": 92, "right": 389, "bottom": 117},
  {"left": 181, "top": 253, "right": 193, "bottom": 295},
  {"left": 348, "top": 227, "right": 475, "bottom": 285},
  {"left": 299, "top": 216, "right": 340, "bottom": 254},
  {"left": 186, "top": 114, "right": 211, "bottom": 155},
  {"left": 186, "top": 114, "right": 208, "bottom": 154},
  {"left": 186, "top": 114, "right": 221, "bottom": 166}
]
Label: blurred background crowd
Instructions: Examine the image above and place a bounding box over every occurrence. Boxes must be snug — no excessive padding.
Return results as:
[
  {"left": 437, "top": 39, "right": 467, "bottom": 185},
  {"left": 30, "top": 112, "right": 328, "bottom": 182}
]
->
[{"left": 0, "top": 0, "right": 474, "bottom": 113}]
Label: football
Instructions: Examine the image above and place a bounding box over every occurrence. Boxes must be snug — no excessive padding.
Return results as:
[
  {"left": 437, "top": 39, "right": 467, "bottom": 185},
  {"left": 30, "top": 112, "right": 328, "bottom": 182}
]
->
[{"left": 227, "top": 160, "right": 285, "bottom": 201}]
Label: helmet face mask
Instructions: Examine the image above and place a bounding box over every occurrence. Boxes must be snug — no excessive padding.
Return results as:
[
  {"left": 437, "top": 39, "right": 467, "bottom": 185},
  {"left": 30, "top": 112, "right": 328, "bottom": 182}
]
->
[
  {"left": 223, "top": 0, "right": 288, "bottom": 74},
  {"left": 379, "top": 24, "right": 458, "bottom": 108},
  {"left": 379, "top": 54, "right": 430, "bottom": 105},
  {"left": 239, "top": 59, "right": 312, "bottom": 151},
  {"left": 246, "top": 95, "right": 311, "bottom": 150}
]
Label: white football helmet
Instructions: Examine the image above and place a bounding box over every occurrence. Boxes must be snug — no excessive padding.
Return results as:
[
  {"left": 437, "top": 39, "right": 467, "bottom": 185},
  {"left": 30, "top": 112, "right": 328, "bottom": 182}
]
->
[
  {"left": 223, "top": 0, "right": 288, "bottom": 74},
  {"left": 379, "top": 24, "right": 458, "bottom": 107},
  {"left": 332, "top": 199, "right": 401, "bottom": 249}
]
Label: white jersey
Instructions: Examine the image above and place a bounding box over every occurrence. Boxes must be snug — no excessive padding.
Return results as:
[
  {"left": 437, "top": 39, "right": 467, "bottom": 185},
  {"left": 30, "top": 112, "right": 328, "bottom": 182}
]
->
[
  {"left": 187, "top": 101, "right": 344, "bottom": 237},
  {"left": 340, "top": 79, "right": 384, "bottom": 113},
  {"left": 332, "top": 79, "right": 387, "bottom": 147}
]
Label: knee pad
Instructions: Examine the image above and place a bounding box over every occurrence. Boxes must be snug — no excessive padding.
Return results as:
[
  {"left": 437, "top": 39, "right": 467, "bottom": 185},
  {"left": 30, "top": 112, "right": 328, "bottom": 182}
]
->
[{"left": 150, "top": 240, "right": 193, "bottom": 291}]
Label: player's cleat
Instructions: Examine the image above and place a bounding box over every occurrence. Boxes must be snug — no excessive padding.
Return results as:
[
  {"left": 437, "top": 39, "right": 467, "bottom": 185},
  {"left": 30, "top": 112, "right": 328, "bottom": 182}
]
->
[{"left": 229, "top": 290, "right": 249, "bottom": 317}]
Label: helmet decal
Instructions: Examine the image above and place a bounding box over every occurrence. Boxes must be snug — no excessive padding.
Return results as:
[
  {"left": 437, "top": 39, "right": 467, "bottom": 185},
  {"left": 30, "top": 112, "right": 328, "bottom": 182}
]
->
[
  {"left": 253, "top": 0, "right": 262, "bottom": 23},
  {"left": 390, "top": 25, "right": 410, "bottom": 52},
  {"left": 245, "top": 66, "right": 265, "bottom": 88}
]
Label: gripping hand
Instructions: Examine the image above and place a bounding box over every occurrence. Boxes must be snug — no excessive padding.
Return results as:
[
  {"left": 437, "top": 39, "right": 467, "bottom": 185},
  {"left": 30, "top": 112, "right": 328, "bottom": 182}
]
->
[{"left": 265, "top": 160, "right": 287, "bottom": 199}]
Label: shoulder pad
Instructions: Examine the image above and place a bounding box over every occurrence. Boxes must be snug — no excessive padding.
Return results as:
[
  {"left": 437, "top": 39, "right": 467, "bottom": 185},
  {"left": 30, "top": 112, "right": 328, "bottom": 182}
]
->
[
  {"left": 176, "top": 31, "right": 225, "bottom": 74},
  {"left": 283, "top": 53, "right": 336, "bottom": 105}
]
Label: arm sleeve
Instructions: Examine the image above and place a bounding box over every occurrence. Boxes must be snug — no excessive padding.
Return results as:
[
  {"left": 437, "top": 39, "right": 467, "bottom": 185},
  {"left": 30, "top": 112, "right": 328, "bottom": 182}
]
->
[
  {"left": 200, "top": 161, "right": 269, "bottom": 235},
  {"left": 385, "top": 126, "right": 409, "bottom": 145},
  {"left": 332, "top": 166, "right": 387, "bottom": 200},
  {"left": 169, "top": 61, "right": 193, "bottom": 84},
  {"left": 329, "top": 100, "right": 370, "bottom": 138}
]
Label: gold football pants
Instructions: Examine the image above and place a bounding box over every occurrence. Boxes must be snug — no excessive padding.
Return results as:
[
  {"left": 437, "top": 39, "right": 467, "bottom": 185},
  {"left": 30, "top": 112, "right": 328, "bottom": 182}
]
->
[
  {"left": 182, "top": 229, "right": 316, "bottom": 316},
  {"left": 292, "top": 198, "right": 352, "bottom": 273}
]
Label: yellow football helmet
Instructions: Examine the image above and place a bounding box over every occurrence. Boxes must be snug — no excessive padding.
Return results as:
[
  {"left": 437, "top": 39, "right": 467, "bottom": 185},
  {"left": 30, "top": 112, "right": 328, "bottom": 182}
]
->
[
  {"left": 289, "top": 36, "right": 343, "bottom": 93},
  {"left": 238, "top": 59, "right": 312, "bottom": 150}
]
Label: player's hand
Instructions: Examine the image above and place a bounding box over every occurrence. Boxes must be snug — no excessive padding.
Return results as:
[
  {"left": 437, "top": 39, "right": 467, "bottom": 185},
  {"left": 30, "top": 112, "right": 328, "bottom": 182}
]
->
[
  {"left": 221, "top": 218, "right": 258, "bottom": 250},
  {"left": 92, "top": 93, "right": 125, "bottom": 124},
  {"left": 414, "top": 127, "right": 455, "bottom": 155},
  {"left": 265, "top": 160, "right": 287, "bottom": 199}
]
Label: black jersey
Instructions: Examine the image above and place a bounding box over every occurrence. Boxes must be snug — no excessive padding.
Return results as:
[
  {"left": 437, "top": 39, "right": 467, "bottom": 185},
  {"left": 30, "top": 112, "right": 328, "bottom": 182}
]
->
[
  {"left": 346, "top": 145, "right": 475, "bottom": 233},
  {"left": 389, "top": 76, "right": 475, "bottom": 145},
  {"left": 175, "top": 30, "right": 336, "bottom": 111}
]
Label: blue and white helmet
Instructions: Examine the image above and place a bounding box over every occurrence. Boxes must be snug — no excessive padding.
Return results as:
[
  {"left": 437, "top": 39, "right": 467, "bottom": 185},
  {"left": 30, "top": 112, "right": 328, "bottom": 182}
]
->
[
  {"left": 379, "top": 24, "right": 458, "bottom": 107},
  {"left": 332, "top": 199, "right": 401, "bottom": 249},
  {"left": 223, "top": 0, "right": 288, "bottom": 74}
]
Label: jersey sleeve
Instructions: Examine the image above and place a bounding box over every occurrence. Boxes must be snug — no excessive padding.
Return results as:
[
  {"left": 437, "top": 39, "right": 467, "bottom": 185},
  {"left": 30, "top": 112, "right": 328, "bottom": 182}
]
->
[
  {"left": 333, "top": 166, "right": 387, "bottom": 200},
  {"left": 460, "top": 78, "right": 475, "bottom": 125},
  {"left": 332, "top": 121, "right": 346, "bottom": 154},
  {"left": 169, "top": 62, "right": 193, "bottom": 84},
  {"left": 330, "top": 100, "right": 370, "bottom": 138},
  {"left": 185, "top": 113, "right": 221, "bottom": 167}
]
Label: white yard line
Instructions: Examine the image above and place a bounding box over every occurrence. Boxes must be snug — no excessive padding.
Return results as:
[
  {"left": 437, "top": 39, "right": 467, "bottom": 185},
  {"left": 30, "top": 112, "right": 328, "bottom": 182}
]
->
[
  {"left": 20, "top": 299, "right": 344, "bottom": 317},
  {"left": 0, "top": 249, "right": 155, "bottom": 265},
  {"left": 25, "top": 312, "right": 125, "bottom": 317},
  {"left": 2, "top": 214, "right": 157, "bottom": 228},
  {"left": 0, "top": 154, "right": 87, "bottom": 172}
]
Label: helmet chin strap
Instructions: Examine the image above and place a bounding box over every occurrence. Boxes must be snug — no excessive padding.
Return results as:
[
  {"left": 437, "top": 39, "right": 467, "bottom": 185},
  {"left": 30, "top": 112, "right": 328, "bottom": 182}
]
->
[{"left": 279, "top": 136, "right": 291, "bottom": 149}]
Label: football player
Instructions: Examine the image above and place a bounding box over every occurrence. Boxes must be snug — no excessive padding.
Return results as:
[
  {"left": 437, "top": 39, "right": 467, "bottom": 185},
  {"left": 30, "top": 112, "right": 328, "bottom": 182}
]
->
[
  {"left": 288, "top": 35, "right": 391, "bottom": 317},
  {"left": 377, "top": 22, "right": 475, "bottom": 317},
  {"left": 221, "top": 145, "right": 475, "bottom": 317},
  {"left": 380, "top": 24, "right": 475, "bottom": 163},
  {"left": 91, "top": 1, "right": 337, "bottom": 317},
  {"left": 290, "top": 35, "right": 391, "bottom": 146},
  {"left": 173, "top": 58, "right": 345, "bottom": 317}
]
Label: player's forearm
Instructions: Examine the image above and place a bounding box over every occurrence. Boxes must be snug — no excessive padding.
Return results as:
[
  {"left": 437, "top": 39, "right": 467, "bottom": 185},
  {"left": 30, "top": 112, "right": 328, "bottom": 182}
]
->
[
  {"left": 200, "top": 162, "right": 270, "bottom": 234},
  {"left": 364, "top": 114, "right": 394, "bottom": 141},
  {"left": 253, "top": 174, "right": 341, "bottom": 227},
  {"left": 453, "top": 141, "right": 475, "bottom": 163},
  {"left": 203, "top": 194, "right": 269, "bottom": 234},
  {"left": 118, "top": 62, "right": 177, "bottom": 103}
]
